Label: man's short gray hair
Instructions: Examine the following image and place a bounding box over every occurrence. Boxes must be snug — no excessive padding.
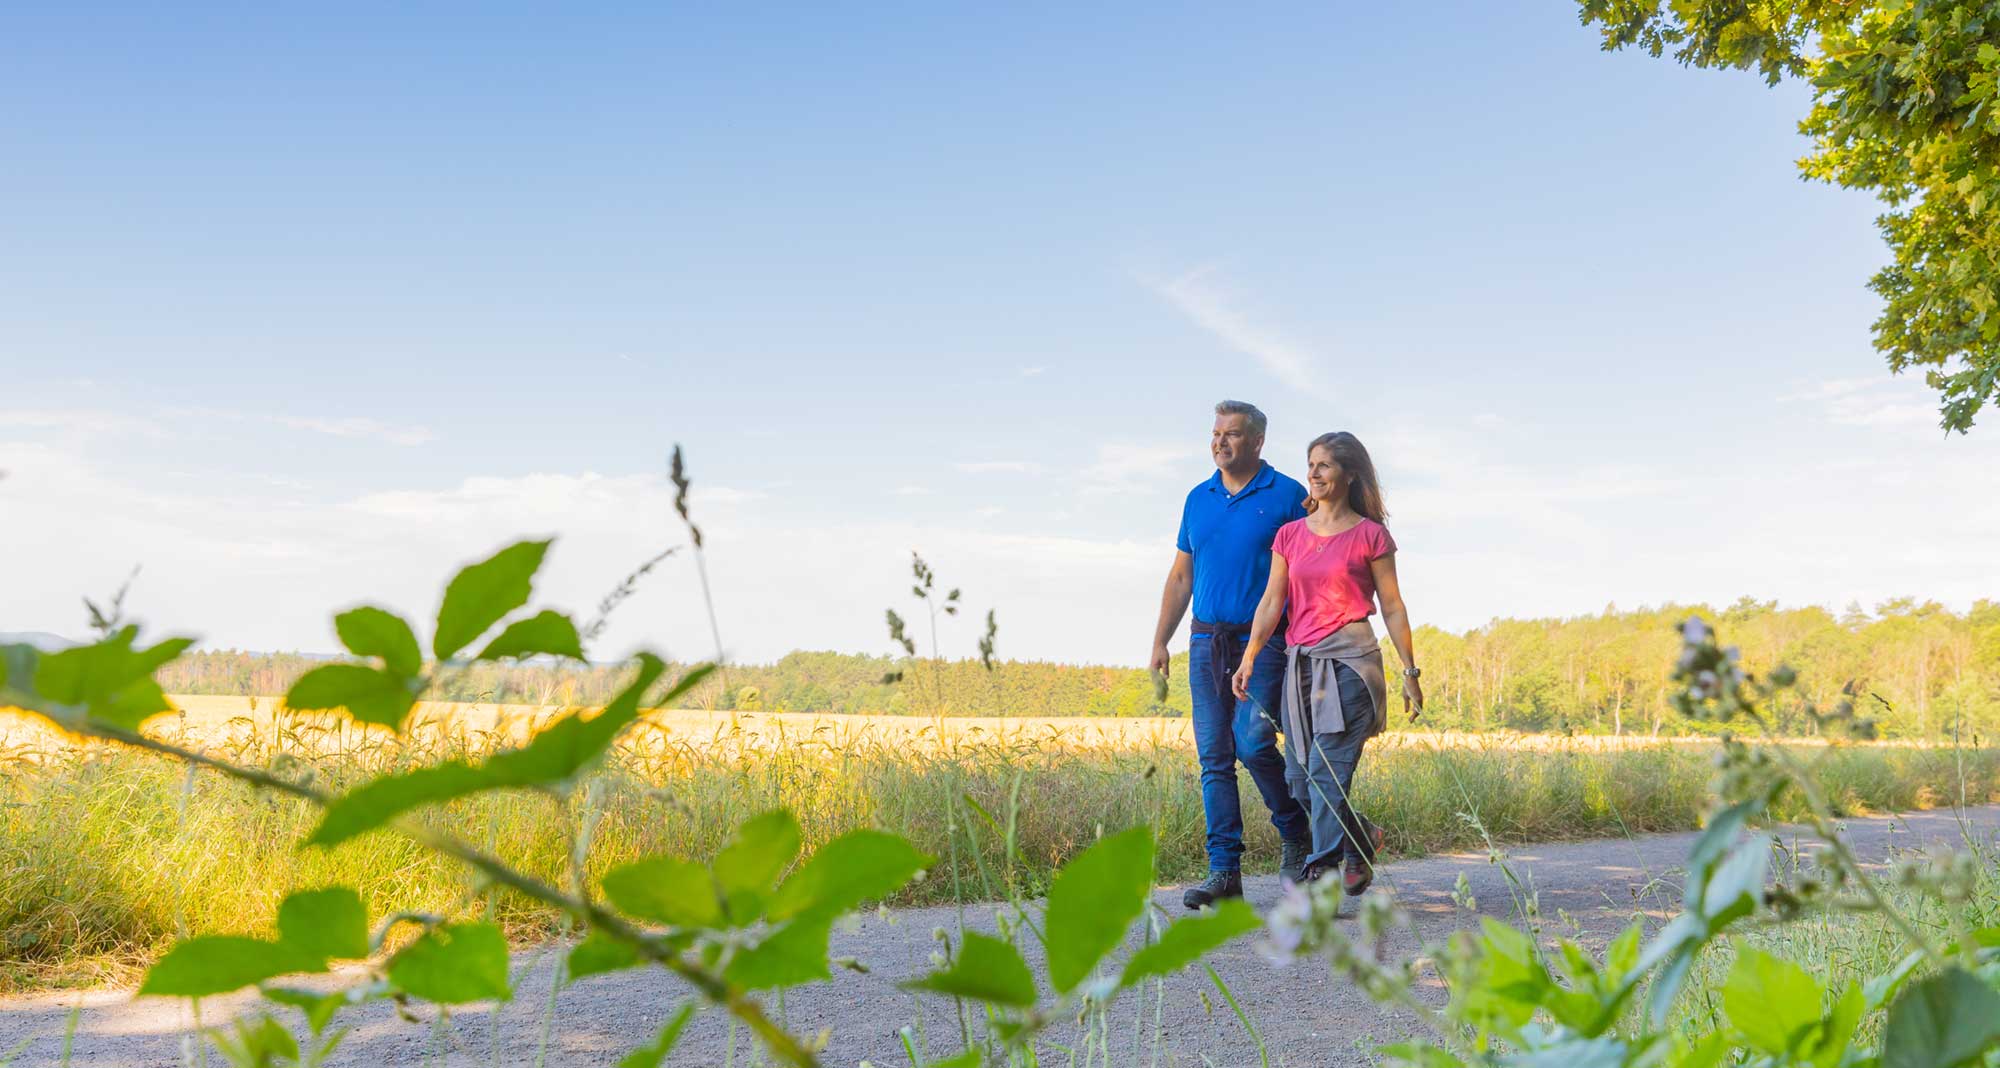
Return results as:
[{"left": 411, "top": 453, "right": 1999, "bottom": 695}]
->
[{"left": 1214, "top": 400, "right": 1267, "bottom": 438}]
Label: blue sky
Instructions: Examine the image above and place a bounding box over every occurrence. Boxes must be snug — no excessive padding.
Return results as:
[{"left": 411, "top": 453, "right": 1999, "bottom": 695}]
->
[{"left": 4, "top": 4, "right": 1995, "bottom": 666}]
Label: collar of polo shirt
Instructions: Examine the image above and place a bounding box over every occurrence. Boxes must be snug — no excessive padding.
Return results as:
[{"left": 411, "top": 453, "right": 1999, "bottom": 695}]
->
[{"left": 1207, "top": 461, "right": 1276, "bottom": 501}]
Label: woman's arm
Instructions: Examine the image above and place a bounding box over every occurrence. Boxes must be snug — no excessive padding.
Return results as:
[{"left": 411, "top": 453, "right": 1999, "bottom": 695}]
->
[
  {"left": 1229, "top": 554, "right": 1289, "bottom": 699},
  {"left": 1371, "top": 552, "right": 1424, "bottom": 718}
]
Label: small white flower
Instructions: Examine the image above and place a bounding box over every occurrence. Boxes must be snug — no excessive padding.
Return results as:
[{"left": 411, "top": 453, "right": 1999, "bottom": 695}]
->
[{"left": 1682, "top": 618, "right": 1711, "bottom": 644}]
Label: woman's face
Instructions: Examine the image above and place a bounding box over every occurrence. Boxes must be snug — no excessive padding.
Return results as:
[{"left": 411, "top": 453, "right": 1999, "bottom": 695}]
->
[{"left": 1306, "top": 446, "right": 1348, "bottom": 502}]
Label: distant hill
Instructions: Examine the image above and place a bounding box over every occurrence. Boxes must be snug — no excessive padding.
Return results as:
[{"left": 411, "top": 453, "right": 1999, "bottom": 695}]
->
[{"left": 0, "top": 631, "right": 77, "bottom": 651}]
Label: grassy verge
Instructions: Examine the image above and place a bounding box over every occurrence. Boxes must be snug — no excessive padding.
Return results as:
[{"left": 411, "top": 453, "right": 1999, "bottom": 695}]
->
[{"left": 3, "top": 724, "right": 1995, "bottom": 993}]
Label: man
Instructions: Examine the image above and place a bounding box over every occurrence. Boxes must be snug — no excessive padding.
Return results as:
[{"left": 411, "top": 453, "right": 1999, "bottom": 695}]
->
[{"left": 1151, "top": 400, "right": 1312, "bottom": 908}]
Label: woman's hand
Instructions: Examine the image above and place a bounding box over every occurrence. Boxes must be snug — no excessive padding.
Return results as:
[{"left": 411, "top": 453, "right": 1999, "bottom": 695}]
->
[
  {"left": 1230, "top": 659, "right": 1255, "bottom": 701},
  {"left": 1402, "top": 675, "right": 1425, "bottom": 721}
]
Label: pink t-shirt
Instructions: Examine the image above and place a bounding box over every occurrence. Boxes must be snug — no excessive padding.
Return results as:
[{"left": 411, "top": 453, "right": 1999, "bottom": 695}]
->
[{"left": 1271, "top": 517, "right": 1397, "bottom": 647}]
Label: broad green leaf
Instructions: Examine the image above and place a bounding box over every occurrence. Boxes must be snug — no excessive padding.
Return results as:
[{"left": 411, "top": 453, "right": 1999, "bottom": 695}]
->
[
  {"left": 1721, "top": 944, "right": 1824, "bottom": 1055},
  {"left": 138, "top": 936, "right": 325, "bottom": 997},
  {"left": 307, "top": 760, "right": 491, "bottom": 847},
  {"left": 1684, "top": 800, "right": 1759, "bottom": 904},
  {"left": 388, "top": 922, "right": 511, "bottom": 1004},
  {"left": 1808, "top": 980, "right": 1864, "bottom": 1068},
  {"left": 262, "top": 982, "right": 386, "bottom": 1037},
  {"left": 1119, "top": 898, "right": 1260, "bottom": 988},
  {"left": 1604, "top": 923, "right": 1642, "bottom": 982},
  {"left": 766, "top": 830, "right": 932, "bottom": 923},
  {"left": 1881, "top": 967, "right": 2000, "bottom": 1068},
  {"left": 333, "top": 606, "right": 422, "bottom": 677},
  {"left": 285, "top": 663, "right": 417, "bottom": 731},
  {"left": 922, "top": 1053, "right": 984, "bottom": 1068},
  {"left": 714, "top": 810, "right": 803, "bottom": 925},
  {"left": 209, "top": 1015, "right": 300, "bottom": 1066},
  {"left": 1867, "top": 948, "right": 1931, "bottom": 1011},
  {"left": 1676, "top": 1032, "right": 1731, "bottom": 1068},
  {"left": 277, "top": 887, "right": 369, "bottom": 961},
  {"left": 1460, "top": 917, "right": 1545, "bottom": 1031},
  {"left": 1043, "top": 826, "right": 1155, "bottom": 993},
  {"left": 721, "top": 914, "right": 833, "bottom": 990},
  {"left": 904, "top": 930, "right": 1037, "bottom": 1007},
  {"left": 601, "top": 856, "right": 723, "bottom": 928},
  {"left": 565, "top": 931, "right": 642, "bottom": 985},
  {"left": 618, "top": 1004, "right": 696, "bottom": 1068},
  {"left": 32, "top": 627, "right": 192, "bottom": 731},
  {"left": 308, "top": 656, "right": 682, "bottom": 846},
  {"left": 433, "top": 540, "right": 549, "bottom": 660},
  {"left": 1700, "top": 837, "right": 1769, "bottom": 927},
  {"left": 476, "top": 610, "right": 584, "bottom": 662},
  {"left": 1506, "top": 1037, "right": 1627, "bottom": 1068}
]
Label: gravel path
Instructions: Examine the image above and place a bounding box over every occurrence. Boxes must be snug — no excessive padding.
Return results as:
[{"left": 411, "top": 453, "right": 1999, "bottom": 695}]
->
[{"left": 5, "top": 806, "right": 1996, "bottom": 1068}]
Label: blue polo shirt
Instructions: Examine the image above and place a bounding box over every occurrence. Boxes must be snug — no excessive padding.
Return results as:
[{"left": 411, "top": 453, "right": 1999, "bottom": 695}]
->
[{"left": 1176, "top": 461, "right": 1309, "bottom": 627}]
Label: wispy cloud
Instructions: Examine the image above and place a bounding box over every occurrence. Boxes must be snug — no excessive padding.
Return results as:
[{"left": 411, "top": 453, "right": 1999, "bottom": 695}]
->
[
  {"left": 891, "top": 484, "right": 931, "bottom": 496},
  {"left": 0, "top": 409, "right": 168, "bottom": 437},
  {"left": 954, "top": 460, "right": 1040, "bottom": 474},
  {"left": 1077, "top": 442, "right": 1197, "bottom": 491},
  {"left": 1020, "top": 366, "right": 1046, "bottom": 378},
  {"left": 268, "top": 415, "right": 439, "bottom": 446},
  {"left": 1146, "top": 265, "right": 1327, "bottom": 397},
  {"left": 1779, "top": 377, "right": 1942, "bottom": 432}
]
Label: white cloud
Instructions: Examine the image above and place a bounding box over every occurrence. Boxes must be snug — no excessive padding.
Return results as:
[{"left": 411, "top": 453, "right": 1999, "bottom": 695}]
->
[
  {"left": 0, "top": 408, "right": 168, "bottom": 437},
  {"left": 1779, "top": 377, "right": 1944, "bottom": 433},
  {"left": 1147, "top": 266, "right": 1328, "bottom": 397},
  {"left": 1020, "top": 366, "right": 1046, "bottom": 378},
  {"left": 891, "top": 484, "right": 932, "bottom": 496},
  {"left": 954, "top": 460, "right": 1040, "bottom": 474},
  {"left": 267, "top": 415, "right": 439, "bottom": 446},
  {"left": 1077, "top": 442, "right": 1198, "bottom": 491}
]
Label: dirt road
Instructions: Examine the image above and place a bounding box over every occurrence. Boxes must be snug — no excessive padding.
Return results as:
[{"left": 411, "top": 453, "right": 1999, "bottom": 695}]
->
[{"left": 4, "top": 806, "right": 1994, "bottom": 1067}]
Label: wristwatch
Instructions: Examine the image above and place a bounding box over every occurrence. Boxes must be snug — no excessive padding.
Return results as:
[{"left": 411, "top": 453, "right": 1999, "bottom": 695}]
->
[{"left": 1402, "top": 666, "right": 1422, "bottom": 679}]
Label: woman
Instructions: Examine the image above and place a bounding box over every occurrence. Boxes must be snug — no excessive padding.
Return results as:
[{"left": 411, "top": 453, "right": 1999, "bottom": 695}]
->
[{"left": 1231, "top": 431, "right": 1422, "bottom": 893}]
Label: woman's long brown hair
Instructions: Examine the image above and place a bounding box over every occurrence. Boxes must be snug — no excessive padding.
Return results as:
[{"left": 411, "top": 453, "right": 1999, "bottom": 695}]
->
[{"left": 1304, "top": 431, "right": 1387, "bottom": 522}]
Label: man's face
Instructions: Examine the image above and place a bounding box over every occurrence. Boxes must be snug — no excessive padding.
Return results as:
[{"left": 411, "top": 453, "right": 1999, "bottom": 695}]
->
[{"left": 1211, "top": 414, "right": 1261, "bottom": 470}]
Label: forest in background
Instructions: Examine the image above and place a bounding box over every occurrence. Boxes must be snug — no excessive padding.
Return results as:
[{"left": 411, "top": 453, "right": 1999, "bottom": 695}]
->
[{"left": 149, "top": 596, "right": 2000, "bottom": 740}]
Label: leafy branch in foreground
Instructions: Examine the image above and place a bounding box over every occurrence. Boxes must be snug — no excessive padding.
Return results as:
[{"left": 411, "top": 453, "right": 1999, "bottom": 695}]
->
[
  {"left": 1255, "top": 615, "right": 2000, "bottom": 1068},
  {"left": 1579, "top": 0, "right": 2000, "bottom": 433},
  {"left": 0, "top": 538, "right": 932, "bottom": 1068}
]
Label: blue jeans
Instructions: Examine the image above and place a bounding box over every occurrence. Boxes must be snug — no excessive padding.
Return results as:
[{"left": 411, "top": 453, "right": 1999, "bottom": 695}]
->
[
  {"left": 1295, "top": 659, "right": 1378, "bottom": 871},
  {"left": 1188, "top": 636, "right": 1310, "bottom": 872}
]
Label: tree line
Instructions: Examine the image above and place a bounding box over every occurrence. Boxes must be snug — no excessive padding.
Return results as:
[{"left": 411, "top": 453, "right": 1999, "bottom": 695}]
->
[{"left": 155, "top": 597, "right": 2000, "bottom": 739}]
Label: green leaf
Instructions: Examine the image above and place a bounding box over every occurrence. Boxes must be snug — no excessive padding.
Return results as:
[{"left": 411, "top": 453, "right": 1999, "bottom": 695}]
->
[
  {"left": 285, "top": 664, "right": 417, "bottom": 731},
  {"left": 1881, "top": 967, "right": 2000, "bottom": 1068},
  {"left": 476, "top": 610, "right": 584, "bottom": 662},
  {"left": 333, "top": 606, "right": 422, "bottom": 677},
  {"left": 767, "top": 830, "right": 932, "bottom": 923},
  {"left": 714, "top": 810, "right": 803, "bottom": 925},
  {"left": 1460, "top": 917, "right": 1546, "bottom": 1031},
  {"left": 618, "top": 1003, "right": 696, "bottom": 1068},
  {"left": 276, "top": 887, "right": 369, "bottom": 961},
  {"left": 921, "top": 1053, "right": 984, "bottom": 1068},
  {"left": 1699, "top": 837, "right": 1769, "bottom": 928},
  {"left": 388, "top": 923, "right": 511, "bottom": 1004},
  {"left": 262, "top": 988, "right": 364, "bottom": 1040},
  {"left": 1867, "top": 948, "right": 1931, "bottom": 1012},
  {"left": 1808, "top": 981, "right": 1864, "bottom": 1068},
  {"left": 722, "top": 914, "right": 833, "bottom": 990},
  {"left": 307, "top": 760, "right": 491, "bottom": 847},
  {"left": 31, "top": 627, "right": 193, "bottom": 731},
  {"left": 1721, "top": 944, "right": 1824, "bottom": 1055},
  {"left": 1376, "top": 1042, "right": 1465, "bottom": 1068},
  {"left": 564, "top": 931, "right": 642, "bottom": 985},
  {"left": 138, "top": 936, "right": 325, "bottom": 998},
  {"left": 433, "top": 540, "right": 549, "bottom": 660},
  {"left": 903, "top": 930, "right": 1037, "bottom": 1007},
  {"left": 1043, "top": 826, "right": 1155, "bottom": 993},
  {"left": 1119, "top": 898, "right": 1261, "bottom": 988},
  {"left": 209, "top": 1014, "right": 300, "bottom": 1066},
  {"left": 307, "top": 656, "right": 684, "bottom": 846},
  {"left": 601, "top": 856, "right": 722, "bottom": 928}
]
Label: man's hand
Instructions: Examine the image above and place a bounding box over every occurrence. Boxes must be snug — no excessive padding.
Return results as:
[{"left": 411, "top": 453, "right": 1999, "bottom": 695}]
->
[
  {"left": 1149, "top": 643, "right": 1172, "bottom": 680},
  {"left": 1402, "top": 676, "right": 1425, "bottom": 722},
  {"left": 1230, "top": 660, "right": 1254, "bottom": 701}
]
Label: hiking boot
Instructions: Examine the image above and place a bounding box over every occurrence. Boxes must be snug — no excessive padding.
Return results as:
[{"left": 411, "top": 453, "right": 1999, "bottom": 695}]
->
[
  {"left": 1342, "top": 858, "right": 1374, "bottom": 897},
  {"left": 1279, "top": 836, "right": 1312, "bottom": 885},
  {"left": 1182, "top": 869, "right": 1243, "bottom": 910}
]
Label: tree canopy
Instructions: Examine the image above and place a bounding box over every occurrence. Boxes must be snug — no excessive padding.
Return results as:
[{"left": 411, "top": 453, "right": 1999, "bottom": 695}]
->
[{"left": 1581, "top": 0, "right": 2000, "bottom": 432}]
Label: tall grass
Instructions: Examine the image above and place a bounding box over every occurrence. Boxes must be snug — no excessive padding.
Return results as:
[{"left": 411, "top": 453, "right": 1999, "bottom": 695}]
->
[{"left": 3, "top": 718, "right": 1995, "bottom": 993}]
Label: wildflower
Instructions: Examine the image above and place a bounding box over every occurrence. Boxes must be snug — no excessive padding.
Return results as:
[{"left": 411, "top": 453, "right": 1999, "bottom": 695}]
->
[{"left": 1681, "top": 617, "right": 1710, "bottom": 644}]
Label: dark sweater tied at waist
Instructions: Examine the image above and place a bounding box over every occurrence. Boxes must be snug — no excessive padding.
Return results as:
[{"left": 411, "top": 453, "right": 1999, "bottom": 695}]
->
[{"left": 1190, "top": 616, "right": 1284, "bottom": 699}]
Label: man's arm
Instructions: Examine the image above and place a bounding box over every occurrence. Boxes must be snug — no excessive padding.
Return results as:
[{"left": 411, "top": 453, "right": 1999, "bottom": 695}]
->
[{"left": 1150, "top": 550, "right": 1194, "bottom": 678}]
